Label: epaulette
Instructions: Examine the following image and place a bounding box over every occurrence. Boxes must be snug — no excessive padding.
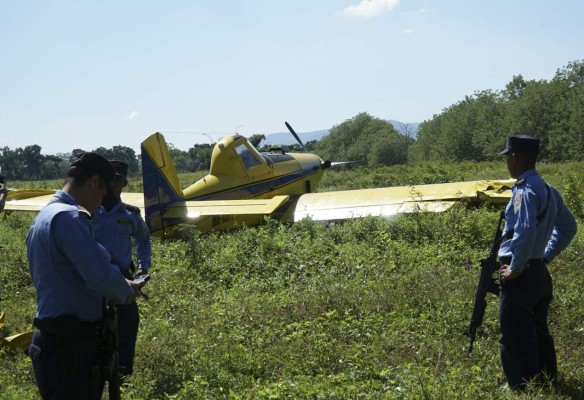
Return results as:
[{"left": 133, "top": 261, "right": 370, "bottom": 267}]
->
[
  {"left": 125, "top": 203, "right": 141, "bottom": 214},
  {"left": 77, "top": 206, "right": 92, "bottom": 219},
  {"left": 514, "top": 179, "right": 526, "bottom": 186}
]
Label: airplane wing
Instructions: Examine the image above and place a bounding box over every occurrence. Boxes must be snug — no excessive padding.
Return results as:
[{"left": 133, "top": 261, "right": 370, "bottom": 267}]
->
[
  {"left": 3, "top": 189, "right": 146, "bottom": 216},
  {"left": 151, "top": 179, "right": 513, "bottom": 234},
  {"left": 154, "top": 196, "right": 291, "bottom": 234},
  {"left": 276, "top": 179, "right": 514, "bottom": 222},
  {"left": 3, "top": 189, "right": 57, "bottom": 212},
  {"left": 120, "top": 193, "right": 145, "bottom": 214},
  {"left": 164, "top": 195, "right": 290, "bottom": 218},
  {"left": 3, "top": 180, "right": 513, "bottom": 234}
]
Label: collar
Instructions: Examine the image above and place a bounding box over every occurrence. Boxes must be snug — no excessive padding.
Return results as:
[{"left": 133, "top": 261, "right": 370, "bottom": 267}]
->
[
  {"left": 99, "top": 198, "right": 123, "bottom": 214},
  {"left": 513, "top": 168, "right": 538, "bottom": 187},
  {"left": 49, "top": 190, "right": 77, "bottom": 206},
  {"left": 48, "top": 190, "right": 91, "bottom": 217}
]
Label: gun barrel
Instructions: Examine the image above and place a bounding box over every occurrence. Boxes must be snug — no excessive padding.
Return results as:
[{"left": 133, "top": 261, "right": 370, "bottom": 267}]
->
[{"left": 466, "top": 211, "right": 506, "bottom": 353}]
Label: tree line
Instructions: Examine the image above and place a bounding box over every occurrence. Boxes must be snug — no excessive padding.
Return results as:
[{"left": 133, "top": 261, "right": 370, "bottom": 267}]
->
[
  {"left": 2, "top": 59, "right": 583, "bottom": 181},
  {"left": 409, "top": 60, "right": 584, "bottom": 163},
  {"left": 0, "top": 145, "right": 140, "bottom": 182},
  {"left": 320, "top": 60, "right": 584, "bottom": 165},
  {"left": 0, "top": 143, "right": 213, "bottom": 182}
]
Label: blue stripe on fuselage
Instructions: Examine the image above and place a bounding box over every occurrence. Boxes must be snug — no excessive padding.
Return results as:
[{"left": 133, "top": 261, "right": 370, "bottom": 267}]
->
[{"left": 190, "top": 165, "right": 320, "bottom": 201}]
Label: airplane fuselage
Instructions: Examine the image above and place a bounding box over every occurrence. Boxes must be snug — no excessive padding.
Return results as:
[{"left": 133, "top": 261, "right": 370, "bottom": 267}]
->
[{"left": 141, "top": 132, "right": 327, "bottom": 235}]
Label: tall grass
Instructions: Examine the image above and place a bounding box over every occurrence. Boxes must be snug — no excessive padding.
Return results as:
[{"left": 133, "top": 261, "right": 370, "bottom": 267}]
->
[{"left": 1, "top": 162, "right": 584, "bottom": 399}]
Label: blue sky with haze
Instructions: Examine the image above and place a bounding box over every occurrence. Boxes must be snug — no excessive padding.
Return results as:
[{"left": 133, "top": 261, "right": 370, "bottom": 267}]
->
[{"left": 1, "top": 0, "right": 582, "bottom": 154}]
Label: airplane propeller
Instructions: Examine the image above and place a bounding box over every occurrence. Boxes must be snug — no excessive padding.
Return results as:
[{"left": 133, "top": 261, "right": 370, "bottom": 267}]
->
[
  {"left": 285, "top": 121, "right": 355, "bottom": 169},
  {"left": 330, "top": 161, "right": 354, "bottom": 167},
  {"left": 284, "top": 122, "right": 306, "bottom": 152}
]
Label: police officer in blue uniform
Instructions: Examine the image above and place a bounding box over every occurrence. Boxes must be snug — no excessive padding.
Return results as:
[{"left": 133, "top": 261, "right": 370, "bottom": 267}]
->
[
  {"left": 25, "top": 152, "right": 146, "bottom": 400},
  {"left": 498, "top": 135, "right": 577, "bottom": 390},
  {"left": 0, "top": 175, "right": 7, "bottom": 213},
  {"left": 92, "top": 160, "right": 151, "bottom": 378}
]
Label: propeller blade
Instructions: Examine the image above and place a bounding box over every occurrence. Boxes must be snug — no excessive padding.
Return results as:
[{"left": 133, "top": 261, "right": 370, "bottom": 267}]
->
[
  {"left": 285, "top": 122, "right": 306, "bottom": 152},
  {"left": 330, "top": 161, "right": 354, "bottom": 167},
  {"left": 320, "top": 161, "right": 354, "bottom": 170}
]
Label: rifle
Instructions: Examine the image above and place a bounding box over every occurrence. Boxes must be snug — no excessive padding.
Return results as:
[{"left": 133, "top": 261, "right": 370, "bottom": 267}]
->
[
  {"left": 467, "top": 210, "right": 508, "bottom": 353},
  {"left": 101, "top": 300, "right": 121, "bottom": 399}
]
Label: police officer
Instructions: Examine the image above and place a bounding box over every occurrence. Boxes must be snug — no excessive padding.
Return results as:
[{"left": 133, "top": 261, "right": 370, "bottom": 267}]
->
[
  {"left": 498, "top": 135, "right": 577, "bottom": 390},
  {"left": 0, "top": 175, "right": 7, "bottom": 213},
  {"left": 92, "top": 160, "right": 151, "bottom": 378},
  {"left": 25, "top": 152, "right": 146, "bottom": 400}
]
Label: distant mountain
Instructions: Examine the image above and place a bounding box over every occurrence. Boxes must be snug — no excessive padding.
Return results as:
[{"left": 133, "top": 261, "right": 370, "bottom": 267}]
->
[
  {"left": 263, "top": 129, "right": 330, "bottom": 146},
  {"left": 263, "top": 120, "right": 419, "bottom": 146},
  {"left": 389, "top": 120, "right": 420, "bottom": 137}
]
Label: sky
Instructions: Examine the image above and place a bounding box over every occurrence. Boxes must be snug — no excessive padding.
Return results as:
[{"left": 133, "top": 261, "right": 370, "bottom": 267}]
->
[{"left": 1, "top": 0, "right": 583, "bottom": 155}]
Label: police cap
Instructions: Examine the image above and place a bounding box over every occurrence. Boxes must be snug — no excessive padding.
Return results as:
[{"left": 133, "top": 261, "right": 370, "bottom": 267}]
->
[
  {"left": 110, "top": 160, "right": 129, "bottom": 184},
  {"left": 499, "top": 135, "right": 540, "bottom": 155},
  {"left": 70, "top": 152, "right": 115, "bottom": 183}
]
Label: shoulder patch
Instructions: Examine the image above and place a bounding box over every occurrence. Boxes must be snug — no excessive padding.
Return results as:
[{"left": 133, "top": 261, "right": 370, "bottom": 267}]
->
[{"left": 513, "top": 192, "right": 522, "bottom": 213}]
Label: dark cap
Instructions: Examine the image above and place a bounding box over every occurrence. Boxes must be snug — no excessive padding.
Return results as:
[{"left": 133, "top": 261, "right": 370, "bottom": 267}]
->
[
  {"left": 110, "top": 160, "right": 129, "bottom": 179},
  {"left": 70, "top": 152, "right": 115, "bottom": 183},
  {"left": 499, "top": 135, "right": 540, "bottom": 155}
]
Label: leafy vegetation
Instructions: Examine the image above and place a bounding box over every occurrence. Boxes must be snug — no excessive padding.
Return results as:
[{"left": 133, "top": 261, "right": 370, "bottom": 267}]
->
[
  {"left": 314, "top": 113, "right": 414, "bottom": 167},
  {"left": 410, "top": 60, "right": 584, "bottom": 163},
  {"left": 2, "top": 163, "right": 584, "bottom": 399},
  {"left": 0, "top": 144, "right": 140, "bottom": 181}
]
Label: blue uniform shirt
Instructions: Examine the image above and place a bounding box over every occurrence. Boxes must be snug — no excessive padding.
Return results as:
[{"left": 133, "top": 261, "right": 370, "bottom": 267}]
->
[
  {"left": 26, "top": 191, "right": 134, "bottom": 322},
  {"left": 498, "top": 169, "right": 577, "bottom": 272},
  {"left": 92, "top": 200, "right": 151, "bottom": 273}
]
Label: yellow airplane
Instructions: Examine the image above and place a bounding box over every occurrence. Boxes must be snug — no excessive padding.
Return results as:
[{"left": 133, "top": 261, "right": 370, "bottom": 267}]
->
[
  {"left": 3, "top": 124, "right": 514, "bottom": 235},
  {"left": 139, "top": 124, "right": 514, "bottom": 236}
]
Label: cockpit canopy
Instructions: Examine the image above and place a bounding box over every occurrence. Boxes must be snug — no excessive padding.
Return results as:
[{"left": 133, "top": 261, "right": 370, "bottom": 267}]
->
[{"left": 209, "top": 134, "right": 268, "bottom": 177}]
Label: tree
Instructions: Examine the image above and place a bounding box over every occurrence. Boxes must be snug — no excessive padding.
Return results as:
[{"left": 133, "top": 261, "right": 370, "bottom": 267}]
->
[
  {"left": 545, "top": 61, "right": 584, "bottom": 161},
  {"left": 187, "top": 144, "right": 213, "bottom": 171},
  {"left": 42, "top": 155, "right": 68, "bottom": 179},
  {"left": 21, "top": 145, "right": 44, "bottom": 180},
  {"left": 93, "top": 146, "right": 139, "bottom": 174},
  {"left": 315, "top": 113, "right": 408, "bottom": 167},
  {"left": 0, "top": 147, "right": 23, "bottom": 180},
  {"left": 503, "top": 75, "right": 529, "bottom": 101}
]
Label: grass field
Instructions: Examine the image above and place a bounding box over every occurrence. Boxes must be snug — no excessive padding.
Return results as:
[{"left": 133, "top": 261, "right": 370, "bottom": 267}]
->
[{"left": 1, "top": 162, "right": 584, "bottom": 399}]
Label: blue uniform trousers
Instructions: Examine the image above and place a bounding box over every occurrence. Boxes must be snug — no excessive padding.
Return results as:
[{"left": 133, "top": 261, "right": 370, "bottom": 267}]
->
[
  {"left": 117, "top": 300, "right": 140, "bottom": 376},
  {"left": 499, "top": 259, "right": 557, "bottom": 389},
  {"left": 26, "top": 327, "right": 105, "bottom": 400}
]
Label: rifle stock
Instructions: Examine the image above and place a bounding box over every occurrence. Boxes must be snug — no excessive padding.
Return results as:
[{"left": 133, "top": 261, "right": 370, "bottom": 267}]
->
[{"left": 467, "top": 211, "right": 506, "bottom": 353}]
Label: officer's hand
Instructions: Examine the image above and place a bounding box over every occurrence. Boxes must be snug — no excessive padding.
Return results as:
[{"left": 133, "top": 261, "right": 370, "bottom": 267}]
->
[
  {"left": 127, "top": 278, "right": 147, "bottom": 301},
  {"left": 500, "top": 265, "right": 521, "bottom": 281}
]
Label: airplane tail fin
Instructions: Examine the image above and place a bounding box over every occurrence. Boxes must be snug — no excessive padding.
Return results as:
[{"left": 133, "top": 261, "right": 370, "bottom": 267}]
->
[{"left": 141, "top": 132, "right": 185, "bottom": 236}]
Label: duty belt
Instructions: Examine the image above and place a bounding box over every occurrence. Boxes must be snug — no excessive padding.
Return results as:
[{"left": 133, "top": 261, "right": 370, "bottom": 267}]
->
[
  {"left": 33, "top": 317, "right": 101, "bottom": 337},
  {"left": 499, "top": 257, "right": 546, "bottom": 269}
]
